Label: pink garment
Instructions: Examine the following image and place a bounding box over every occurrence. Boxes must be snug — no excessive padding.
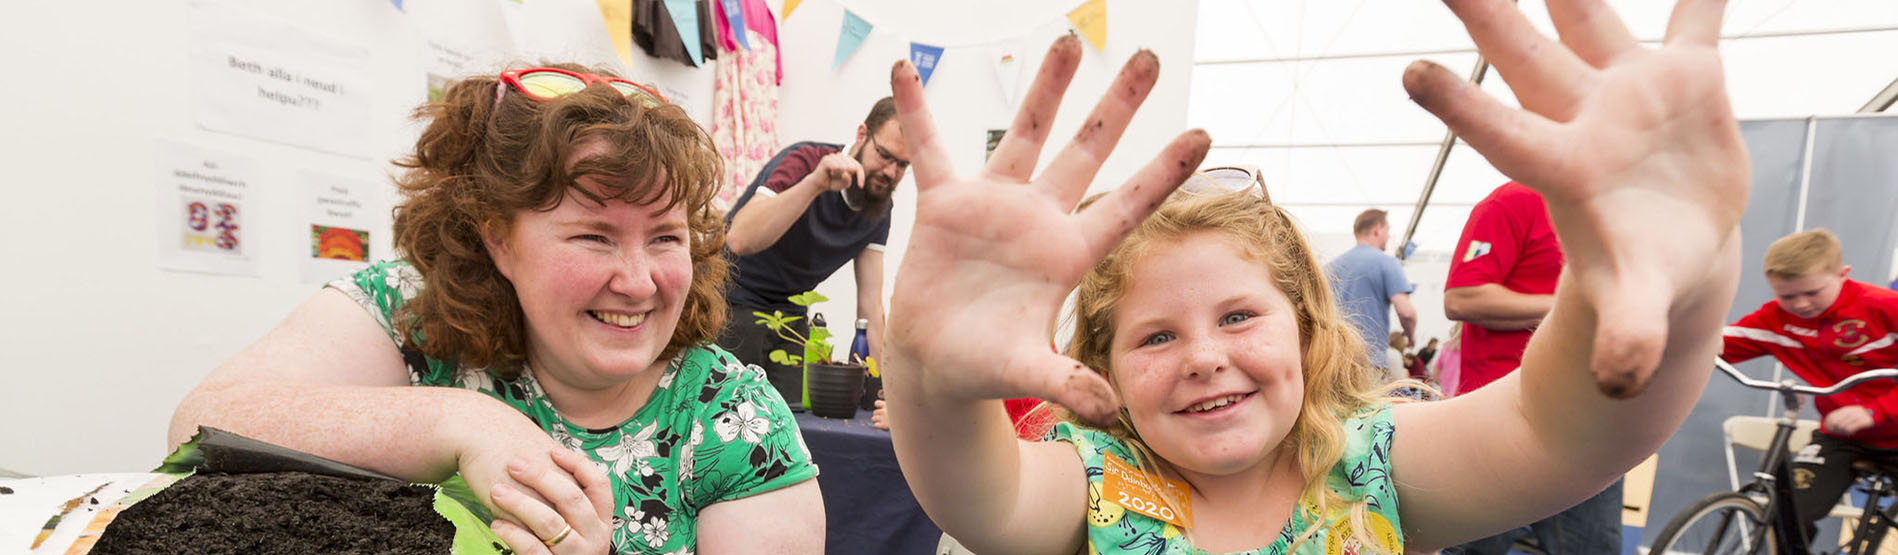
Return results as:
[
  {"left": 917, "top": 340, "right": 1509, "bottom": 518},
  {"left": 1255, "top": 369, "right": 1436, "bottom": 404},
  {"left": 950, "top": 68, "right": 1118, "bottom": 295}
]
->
[
  {"left": 1435, "top": 343, "right": 1463, "bottom": 397},
  {"left": 712, "top": 0, "right": 781, "bottom": 83},
  {"left": 709, "top": 0, "right": 781, "bottom": 211}
]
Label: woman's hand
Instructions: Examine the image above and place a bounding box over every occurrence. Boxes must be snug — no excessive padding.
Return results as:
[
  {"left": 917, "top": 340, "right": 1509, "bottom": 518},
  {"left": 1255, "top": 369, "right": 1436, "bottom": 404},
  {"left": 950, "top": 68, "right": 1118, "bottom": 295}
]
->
[
  {"left": 453, "top": 416, "right": 616, "bottom": 553},
  {"left": 1404, "top": 0, "right": 1749, "bottom": 397},
  {"left": 883, "top": 35, "right": 1210, "bottom": 425}
]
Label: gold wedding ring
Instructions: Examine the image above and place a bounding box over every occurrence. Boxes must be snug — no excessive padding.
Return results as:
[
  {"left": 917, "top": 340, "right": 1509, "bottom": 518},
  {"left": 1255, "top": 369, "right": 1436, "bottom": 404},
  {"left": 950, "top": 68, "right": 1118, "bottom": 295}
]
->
[{"left": 543, "top": 524, "right": 574, "bottom": 547}]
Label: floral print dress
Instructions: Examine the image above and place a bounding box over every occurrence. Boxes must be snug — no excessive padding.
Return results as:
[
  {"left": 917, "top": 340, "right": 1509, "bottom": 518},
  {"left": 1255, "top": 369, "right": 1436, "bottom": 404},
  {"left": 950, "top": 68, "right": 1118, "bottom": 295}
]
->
[
  {"left": 1048, "top": 407, "right": 1401, "bottom": 555},
  {"left": 330, "top": 261, "right": 818, "bottom": 554}
]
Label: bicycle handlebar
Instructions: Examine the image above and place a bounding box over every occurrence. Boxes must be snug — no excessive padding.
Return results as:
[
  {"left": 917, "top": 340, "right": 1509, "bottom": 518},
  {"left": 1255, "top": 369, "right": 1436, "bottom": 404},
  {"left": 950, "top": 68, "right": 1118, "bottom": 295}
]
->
[{"left": 1715, "top": 358, "right": 1898, "bottom": 397}]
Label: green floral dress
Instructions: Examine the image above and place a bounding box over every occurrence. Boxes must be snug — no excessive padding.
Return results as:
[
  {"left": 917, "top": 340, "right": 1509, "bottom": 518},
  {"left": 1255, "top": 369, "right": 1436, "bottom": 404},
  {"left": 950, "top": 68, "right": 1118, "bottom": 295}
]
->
[
  {"left": 1049, "top": 407, "right": 1400, "bottom": 555},
  {"left": 329, "top": 261, "right": 817, "bottom": 555}
]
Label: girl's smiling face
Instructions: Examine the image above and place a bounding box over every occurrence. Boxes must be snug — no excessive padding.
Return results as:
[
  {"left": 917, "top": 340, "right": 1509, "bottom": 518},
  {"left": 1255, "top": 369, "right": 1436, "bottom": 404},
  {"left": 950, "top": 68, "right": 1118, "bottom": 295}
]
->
[{"left": 1109, "top": 231, "right": 1306, "bottom": 477}]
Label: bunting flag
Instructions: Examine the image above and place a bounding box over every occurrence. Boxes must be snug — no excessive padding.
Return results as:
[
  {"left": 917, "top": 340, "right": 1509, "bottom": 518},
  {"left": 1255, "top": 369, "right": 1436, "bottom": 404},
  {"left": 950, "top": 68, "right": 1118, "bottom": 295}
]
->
[
  {"left": 390, "top": 0, "right": 405, "bottom": 11},
  {"left": 663, "top": 0, "right": 703, "bottom": 67},
  {"left": 989, "top": 39, "right": 1024, "bottom": 105},
  {"left": 833, "top": 10, "right": 871, "bottom": 69},
  {"left": 1067, "top": 0, "right": 1107, "bottom": 52},
  {"left": 909, "top": 42, "right": 944, "bottom": 86},
  {"left": 720, "top": 0, "right": 751, "bottom": 50},
  {"left": 595, "top": 0, "right": 635, "bottom": 68},
  {"left": 781, "top": 0, "right": 802, "bottom": 20}
]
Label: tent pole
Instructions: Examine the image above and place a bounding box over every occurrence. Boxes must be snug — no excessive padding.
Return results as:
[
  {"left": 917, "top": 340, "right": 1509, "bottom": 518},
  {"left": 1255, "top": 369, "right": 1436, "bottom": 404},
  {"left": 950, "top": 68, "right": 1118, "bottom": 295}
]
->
[
  {"left": 1860, "top": 76, "right": 1898, "bottom": 113},
  {"left": 1396, "top": 56, "right": 1489, "bottom": 261}
]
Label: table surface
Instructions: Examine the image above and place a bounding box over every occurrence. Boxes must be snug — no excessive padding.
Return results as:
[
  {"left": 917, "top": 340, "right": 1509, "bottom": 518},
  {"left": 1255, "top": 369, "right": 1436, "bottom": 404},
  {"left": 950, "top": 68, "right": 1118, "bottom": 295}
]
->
[{"left": 794, "top": 409, "right": 942, "bottom": 555}]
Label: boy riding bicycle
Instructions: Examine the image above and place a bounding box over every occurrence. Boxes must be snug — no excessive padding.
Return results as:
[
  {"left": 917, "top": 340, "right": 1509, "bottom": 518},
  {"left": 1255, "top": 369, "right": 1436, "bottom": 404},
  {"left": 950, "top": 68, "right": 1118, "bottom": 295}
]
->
[{"left": 1722, "top": 229, "right": 1898, "bottom": 540}]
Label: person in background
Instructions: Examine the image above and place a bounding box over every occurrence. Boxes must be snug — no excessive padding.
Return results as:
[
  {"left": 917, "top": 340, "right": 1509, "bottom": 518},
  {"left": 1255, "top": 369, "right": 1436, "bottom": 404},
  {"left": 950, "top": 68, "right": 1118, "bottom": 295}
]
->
[
  {"left": 1388, "top": 331, "right": 1413, "bottom": 384},
  {"left": 1417, "top": 337, "right": 1441, "bottom": 367},
  {"left": 1436, "top": 324, "right": 1464, "bottom": 396},
  {"left": 718, "top": 97, "right": 906, "bottom": 406},
  {"left": 1721, "top": 229, "right": 1898, "bottom": 541},
  {"left": 169, "top": 65, "right": 821, "bottom": 554},
  {"left": 1441, "top": 181, "right": 1621, "bottom": 553},
  {"left": 1328, "top": 209, "right": 1419, "bottom": 372}
]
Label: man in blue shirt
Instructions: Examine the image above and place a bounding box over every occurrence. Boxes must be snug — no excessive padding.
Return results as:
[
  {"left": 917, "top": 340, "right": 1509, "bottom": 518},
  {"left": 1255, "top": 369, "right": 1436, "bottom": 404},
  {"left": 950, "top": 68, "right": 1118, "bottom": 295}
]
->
[{"left": 1326, "top": 209, "right": 1418, "bottom": 372}]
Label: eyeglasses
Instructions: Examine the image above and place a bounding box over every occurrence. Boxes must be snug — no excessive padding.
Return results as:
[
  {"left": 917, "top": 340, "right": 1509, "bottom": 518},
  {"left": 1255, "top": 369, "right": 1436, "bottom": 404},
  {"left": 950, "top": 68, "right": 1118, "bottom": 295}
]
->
[
  {"left": 1180, "top": 165, "right": 1270, "bottom": 202},
  {"left": 866, "top": 135, "right": 910, "bottom": 171},
  {"left": 495, "top": 68, "right": 665, "bottom": 108}
]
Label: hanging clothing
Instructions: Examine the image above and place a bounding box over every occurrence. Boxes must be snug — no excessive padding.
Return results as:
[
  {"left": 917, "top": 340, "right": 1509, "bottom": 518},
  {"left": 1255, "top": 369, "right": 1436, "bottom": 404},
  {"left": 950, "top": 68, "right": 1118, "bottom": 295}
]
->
[
  {"left": 709, "top": 0, "right": 782, "bottom": 211},
  {"left": 630, "top": 0, "right": 717, "bottom": 67}
]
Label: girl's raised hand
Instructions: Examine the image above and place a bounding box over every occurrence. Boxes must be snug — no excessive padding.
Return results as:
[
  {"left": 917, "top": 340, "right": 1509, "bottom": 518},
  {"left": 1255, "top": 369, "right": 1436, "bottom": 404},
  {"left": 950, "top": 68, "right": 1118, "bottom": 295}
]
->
[
  {"left": 884, "top": 35, "right": 1210, "bottom": 425},
  {"left": 1406, "top": 0, "right": 1749, "bottom": 397}
]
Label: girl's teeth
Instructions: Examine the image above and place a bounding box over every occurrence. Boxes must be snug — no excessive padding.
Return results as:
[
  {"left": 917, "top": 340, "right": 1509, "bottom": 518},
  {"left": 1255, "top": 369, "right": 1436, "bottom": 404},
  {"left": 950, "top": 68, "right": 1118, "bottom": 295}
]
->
[{"left": 1188, "top": 394, "right": 1243, "bottom": 413}]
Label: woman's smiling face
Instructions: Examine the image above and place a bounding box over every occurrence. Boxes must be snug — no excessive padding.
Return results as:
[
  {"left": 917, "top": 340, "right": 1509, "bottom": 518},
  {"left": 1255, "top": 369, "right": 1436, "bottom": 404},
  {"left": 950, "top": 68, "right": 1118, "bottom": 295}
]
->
[{"left": 487, "top": 143, "right": 692, "bottom": 387}]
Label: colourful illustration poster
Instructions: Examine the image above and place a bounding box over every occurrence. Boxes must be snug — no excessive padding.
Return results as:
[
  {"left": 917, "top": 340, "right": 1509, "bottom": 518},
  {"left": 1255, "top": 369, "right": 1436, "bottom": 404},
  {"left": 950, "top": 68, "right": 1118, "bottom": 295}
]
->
[
  {"left": 154, "top": 140, "right": 261, "bottom": 276},
  {"left": 299, "top": 171, "right": 378, "bottom": 283}
]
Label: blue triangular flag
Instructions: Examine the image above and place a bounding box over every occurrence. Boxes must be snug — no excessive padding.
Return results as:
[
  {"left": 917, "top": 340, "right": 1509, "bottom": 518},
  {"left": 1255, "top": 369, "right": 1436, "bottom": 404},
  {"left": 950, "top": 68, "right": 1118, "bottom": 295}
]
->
[
  {"left": 663, "top": 0, "right": 703, "bottom": 67},
  {"left": 389, "top": 0, "right": 404, "bottom": 11},
  {"left": 833, "top": 10, "right": 871, "bottom": 70},
  {"left": 909, "top": 42, "right": 944, "bottom": 86},
  {"left": 720, "top": 0, "right": 750, "bottom": 51}
]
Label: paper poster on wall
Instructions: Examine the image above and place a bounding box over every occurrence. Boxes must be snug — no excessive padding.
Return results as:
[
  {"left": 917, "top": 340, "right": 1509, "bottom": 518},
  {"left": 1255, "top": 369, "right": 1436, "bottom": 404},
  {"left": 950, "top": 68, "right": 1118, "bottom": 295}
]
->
[
  {"left": 299, "top": 171, "right": 378, "bottom": 283},
  {"left": 411, "top": 0, "right": 515, "bottom": 100},
  {"left": 188, "top": 1, "right": 373, "bottom": 158},
  {"left": 154, "top": 141, "right": 262, "bottom": 277}
]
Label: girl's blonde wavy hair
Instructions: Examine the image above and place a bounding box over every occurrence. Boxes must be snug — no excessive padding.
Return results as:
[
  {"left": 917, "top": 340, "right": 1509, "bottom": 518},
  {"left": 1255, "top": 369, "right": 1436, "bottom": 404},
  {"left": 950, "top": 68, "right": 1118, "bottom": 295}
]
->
[{"left": 1062, "top": 189, "right": 1396, "bottom": 551}]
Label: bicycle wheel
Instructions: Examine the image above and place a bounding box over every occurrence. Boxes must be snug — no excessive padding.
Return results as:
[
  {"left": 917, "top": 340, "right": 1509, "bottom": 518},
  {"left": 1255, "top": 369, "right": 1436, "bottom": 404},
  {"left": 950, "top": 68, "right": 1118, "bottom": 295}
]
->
[{"left": 1650, "top": 492, "right": 1778, "bottom": 555}]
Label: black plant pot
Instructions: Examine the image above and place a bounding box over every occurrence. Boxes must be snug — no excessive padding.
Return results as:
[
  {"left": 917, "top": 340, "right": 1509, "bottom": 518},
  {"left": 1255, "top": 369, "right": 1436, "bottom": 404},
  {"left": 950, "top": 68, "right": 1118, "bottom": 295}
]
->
[
  {"left": 806, "top": 362, "right": 866, "bottom": 419},
  {"left": 859, "top": 375, "right": 883, "bottom": 411}
]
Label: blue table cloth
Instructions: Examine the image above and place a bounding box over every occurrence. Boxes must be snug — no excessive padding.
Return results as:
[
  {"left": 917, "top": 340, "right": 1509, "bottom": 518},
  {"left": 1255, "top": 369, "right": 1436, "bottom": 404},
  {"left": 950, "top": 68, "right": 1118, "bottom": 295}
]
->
[{"left": 794, "top": 410, "right": 942, "bottom": 554}]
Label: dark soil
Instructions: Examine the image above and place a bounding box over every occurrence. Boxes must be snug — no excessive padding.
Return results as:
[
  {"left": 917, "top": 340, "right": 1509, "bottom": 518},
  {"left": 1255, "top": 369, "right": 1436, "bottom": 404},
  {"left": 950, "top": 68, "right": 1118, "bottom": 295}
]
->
[{"left": 89, "top": 472, "right": 454, "bottom": 555}]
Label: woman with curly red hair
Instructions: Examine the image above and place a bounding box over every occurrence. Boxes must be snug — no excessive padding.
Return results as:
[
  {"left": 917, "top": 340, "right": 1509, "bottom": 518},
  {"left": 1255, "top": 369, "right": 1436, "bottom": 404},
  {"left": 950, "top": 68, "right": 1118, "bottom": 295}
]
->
[{"left": 169, "top": 64, "right": 821, "bottom": 554}]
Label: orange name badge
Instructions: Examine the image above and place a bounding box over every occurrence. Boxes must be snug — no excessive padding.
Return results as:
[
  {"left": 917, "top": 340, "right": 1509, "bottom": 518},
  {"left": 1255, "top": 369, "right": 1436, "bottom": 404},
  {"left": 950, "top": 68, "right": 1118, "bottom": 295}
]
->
[{"left": 1102, "top": 453, "right": 1193, "bottom": 528}]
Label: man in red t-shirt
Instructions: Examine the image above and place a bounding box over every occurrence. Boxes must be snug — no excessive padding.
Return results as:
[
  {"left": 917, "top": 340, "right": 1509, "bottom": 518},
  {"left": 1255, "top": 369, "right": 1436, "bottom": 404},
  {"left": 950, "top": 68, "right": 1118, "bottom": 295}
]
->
[
  {"left": 1443, "top": 183, "right": 1620, "bottom": 555},
  {"left": 1444, "top": 182, "right": 1564, "bottom": 396},
  {"left": 1722, "top": 229, "right": 1898, "bottom": 539}
]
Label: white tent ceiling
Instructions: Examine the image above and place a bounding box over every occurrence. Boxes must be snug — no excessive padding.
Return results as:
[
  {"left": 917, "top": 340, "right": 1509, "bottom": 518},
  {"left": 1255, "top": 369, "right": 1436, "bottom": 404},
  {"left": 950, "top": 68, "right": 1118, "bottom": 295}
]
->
[{"left": 1190, "top": 0, "right": 1898, "bottom": 257}]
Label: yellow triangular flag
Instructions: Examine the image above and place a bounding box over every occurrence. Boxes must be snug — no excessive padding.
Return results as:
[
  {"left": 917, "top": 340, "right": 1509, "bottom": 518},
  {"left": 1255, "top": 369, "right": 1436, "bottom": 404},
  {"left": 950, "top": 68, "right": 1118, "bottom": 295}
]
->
[
  {"left": 782, "top": 0, "right": 803, "bottom": 20},
  {"left": 1067, "top": 0, "right": 1106, "bottom": 52},
  {"left": 594, "top": 0, "right": 635, "bottom": 69}
]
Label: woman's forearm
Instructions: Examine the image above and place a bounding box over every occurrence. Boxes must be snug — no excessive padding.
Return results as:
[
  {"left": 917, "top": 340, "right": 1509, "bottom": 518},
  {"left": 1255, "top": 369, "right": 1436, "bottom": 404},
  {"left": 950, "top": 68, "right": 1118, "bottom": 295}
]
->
[{"left": 169, "top": 382, "right": 515, "bottom": 482}]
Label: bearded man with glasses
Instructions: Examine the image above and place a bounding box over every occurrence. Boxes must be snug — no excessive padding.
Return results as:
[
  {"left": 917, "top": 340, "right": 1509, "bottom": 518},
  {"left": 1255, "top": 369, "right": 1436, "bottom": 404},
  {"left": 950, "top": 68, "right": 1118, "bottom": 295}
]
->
[{"left": 720, "top": 97, "right": 908, "bottom": 407}]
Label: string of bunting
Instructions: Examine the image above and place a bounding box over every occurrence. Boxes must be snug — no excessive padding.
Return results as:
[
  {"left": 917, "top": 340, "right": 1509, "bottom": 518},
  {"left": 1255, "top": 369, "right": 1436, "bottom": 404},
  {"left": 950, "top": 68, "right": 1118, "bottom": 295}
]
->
[
  {"left": 816, "top": 0, "right": 1107, "bottom": 90},
  {"left": 602, "top": 0, "right": 1109, "bottom": 105}
]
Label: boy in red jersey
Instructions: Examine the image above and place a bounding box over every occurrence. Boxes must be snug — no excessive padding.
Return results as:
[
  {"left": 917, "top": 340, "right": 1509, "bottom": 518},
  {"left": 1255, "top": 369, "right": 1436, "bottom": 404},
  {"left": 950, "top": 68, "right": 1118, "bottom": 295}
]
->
[{"left": 1722, "top": 229, "right": 1898, "bottom": 538}]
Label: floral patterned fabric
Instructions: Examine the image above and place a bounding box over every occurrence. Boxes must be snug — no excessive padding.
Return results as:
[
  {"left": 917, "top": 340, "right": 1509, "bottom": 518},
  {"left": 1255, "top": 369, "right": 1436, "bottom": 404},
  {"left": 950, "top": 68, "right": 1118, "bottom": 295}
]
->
[
  {"left": 329, "top": 260, "right": 817, "bottom": 554},
  {"left": 709, "top": 0, "right": 781, "bottom": 213},
  {"left": 1048, "top": 407, "right": 1400, "bottom": 555}
]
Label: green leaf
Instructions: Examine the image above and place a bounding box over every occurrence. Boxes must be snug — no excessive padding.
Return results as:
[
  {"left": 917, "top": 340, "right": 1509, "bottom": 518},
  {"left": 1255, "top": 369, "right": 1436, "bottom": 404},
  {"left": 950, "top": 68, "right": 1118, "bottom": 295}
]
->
[
  {"left": 153, "top": 428, "right": 207, "bottom": 476},
  {"left": 787, "top": 291, "right": 829, "bottom": 307}
]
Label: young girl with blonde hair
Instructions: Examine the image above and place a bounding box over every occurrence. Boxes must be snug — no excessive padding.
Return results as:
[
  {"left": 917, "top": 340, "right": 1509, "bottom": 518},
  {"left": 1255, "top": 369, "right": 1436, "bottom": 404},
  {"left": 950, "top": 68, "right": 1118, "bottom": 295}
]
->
[{"left": 880, "top": 0, "right": 1750, "bottom": 552}]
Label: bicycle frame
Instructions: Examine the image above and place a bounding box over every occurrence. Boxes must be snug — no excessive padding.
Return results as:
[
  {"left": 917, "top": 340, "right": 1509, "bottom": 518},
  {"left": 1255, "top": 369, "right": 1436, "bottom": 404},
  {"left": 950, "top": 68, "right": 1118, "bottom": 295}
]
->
[{"left": 1715, "top": 360, "right": 1898, "bottom": 553}]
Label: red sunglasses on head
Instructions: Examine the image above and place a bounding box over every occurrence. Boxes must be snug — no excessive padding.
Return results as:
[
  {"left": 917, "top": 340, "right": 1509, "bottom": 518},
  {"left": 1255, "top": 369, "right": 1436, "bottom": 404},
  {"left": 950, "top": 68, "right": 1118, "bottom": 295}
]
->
[{"left": 494, "top": 67, "right": 666, "bottom": 107}]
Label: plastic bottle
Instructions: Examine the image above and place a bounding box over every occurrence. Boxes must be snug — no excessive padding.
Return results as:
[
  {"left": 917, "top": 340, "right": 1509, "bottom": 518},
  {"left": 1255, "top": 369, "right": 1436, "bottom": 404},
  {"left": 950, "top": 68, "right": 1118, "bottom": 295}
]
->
[{"left": 849, "top": 318, "right": 871, "bottom": 365}]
